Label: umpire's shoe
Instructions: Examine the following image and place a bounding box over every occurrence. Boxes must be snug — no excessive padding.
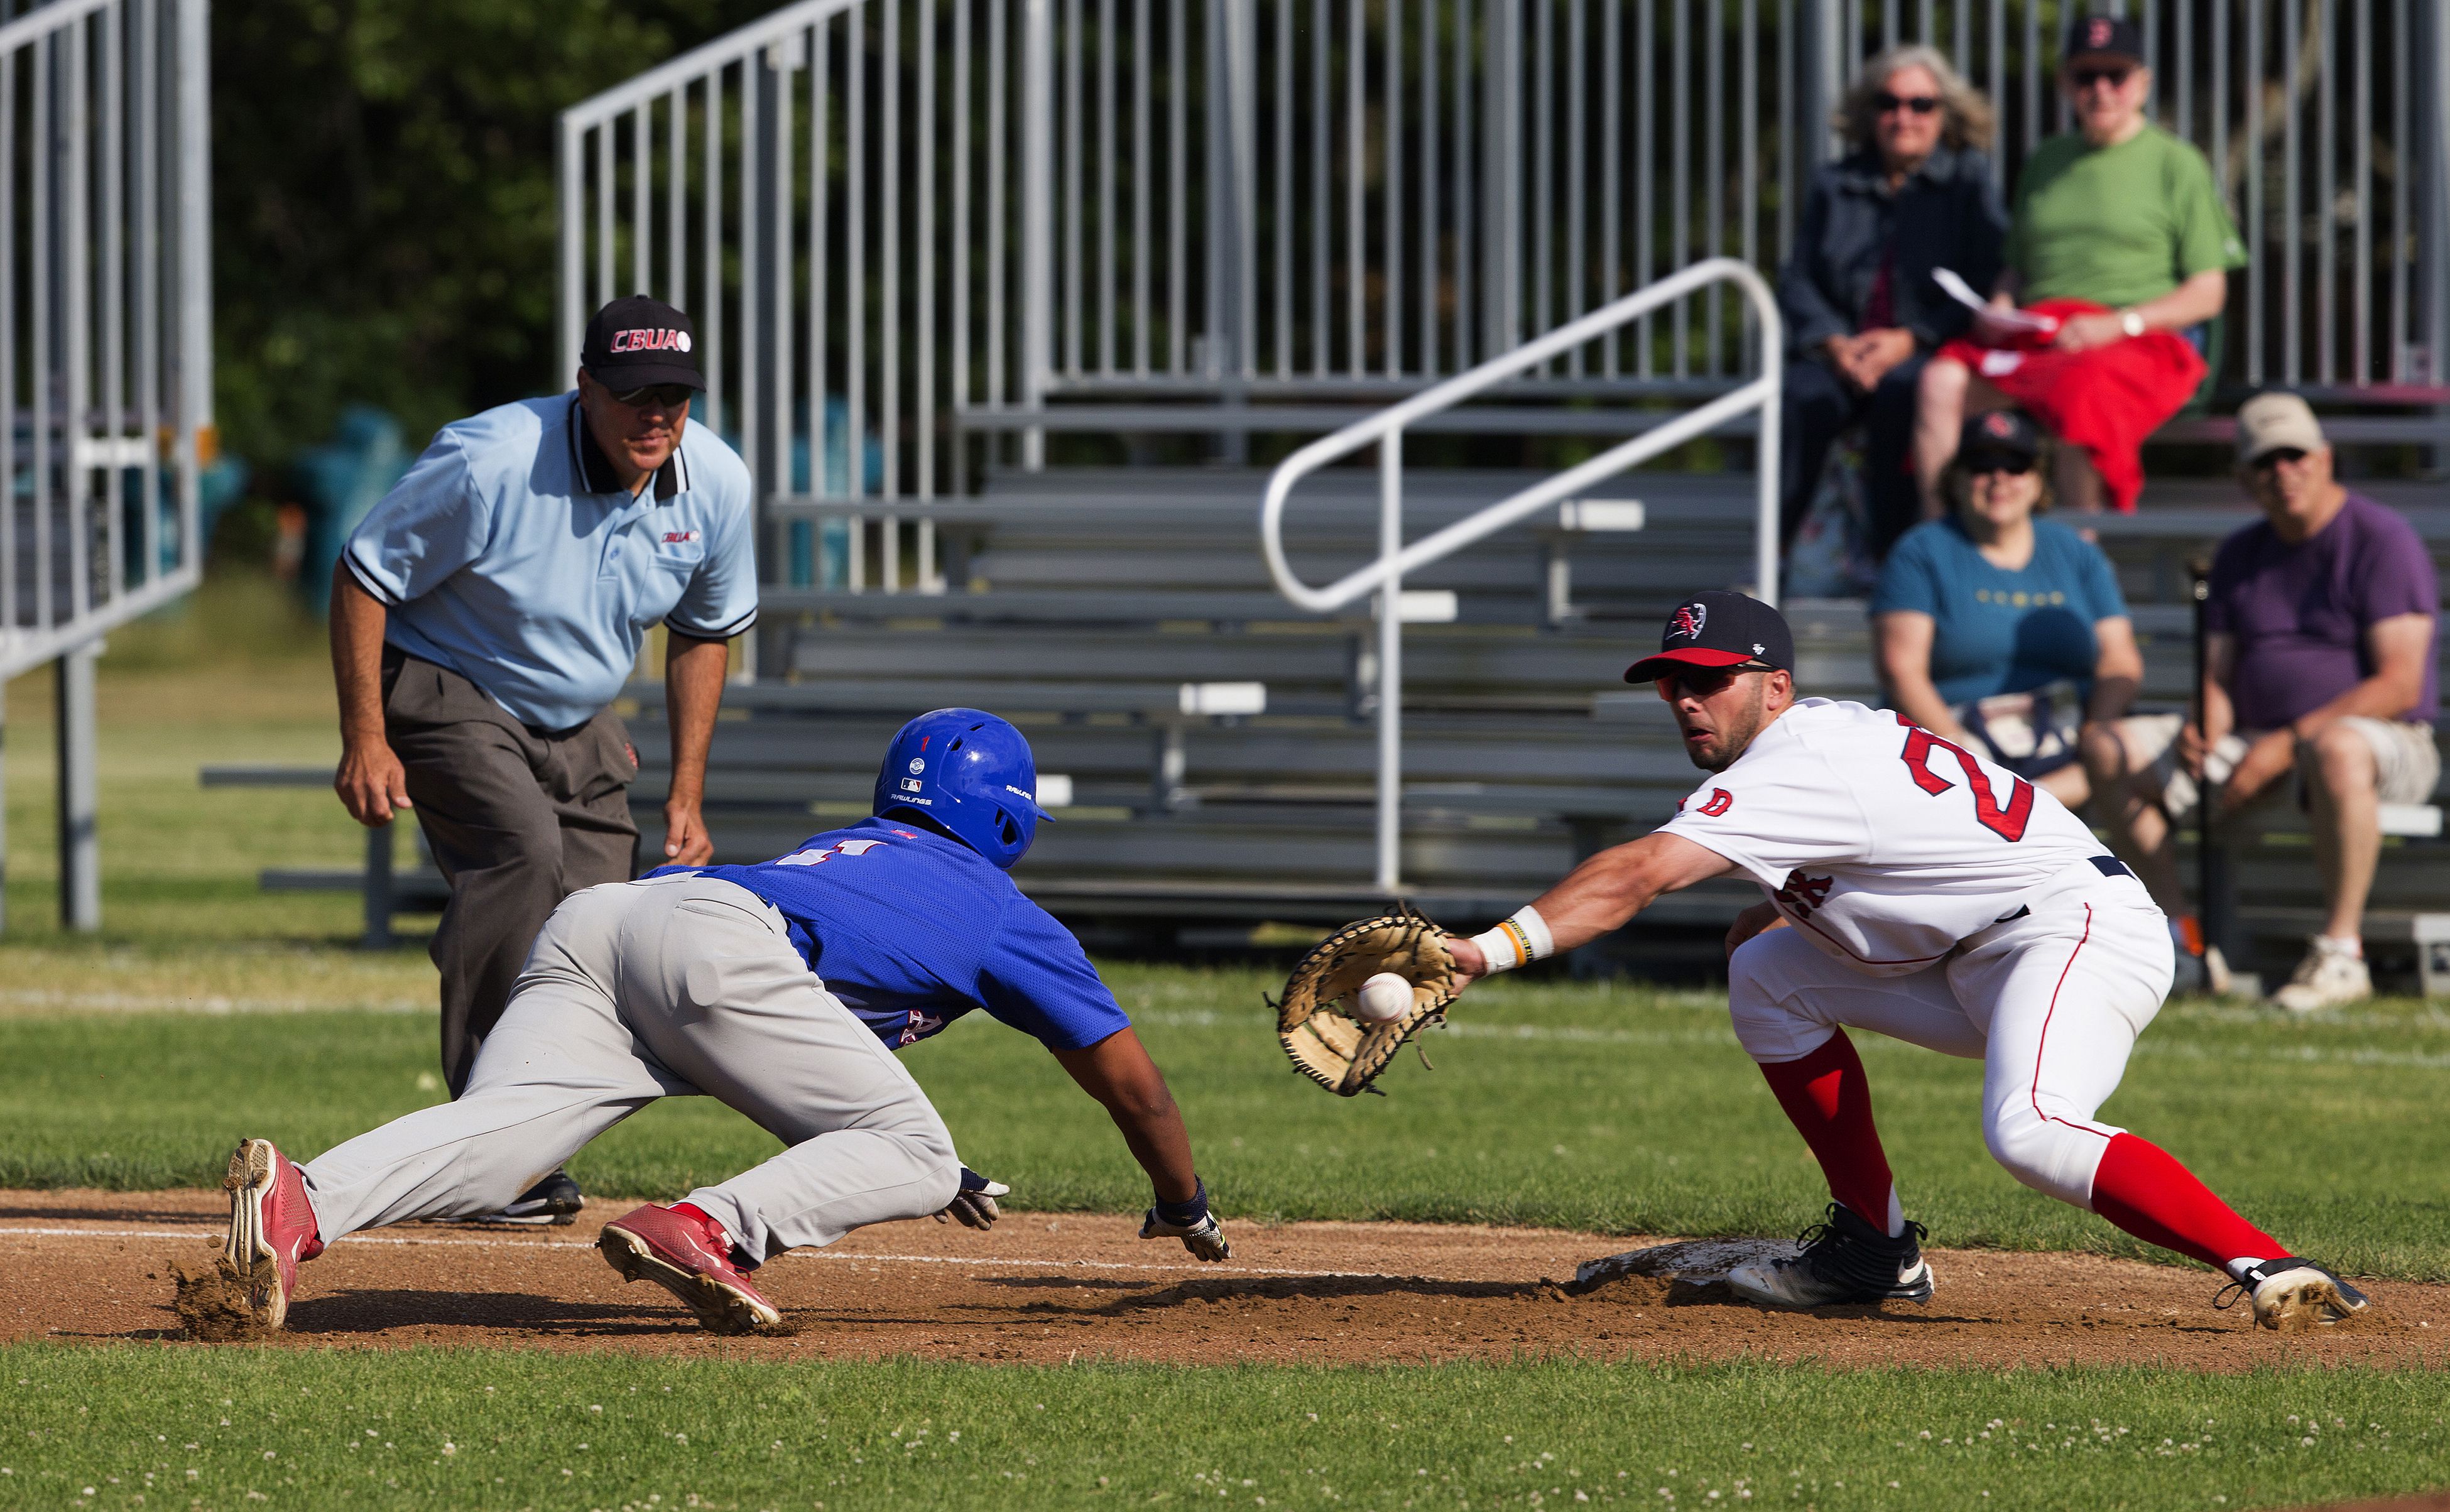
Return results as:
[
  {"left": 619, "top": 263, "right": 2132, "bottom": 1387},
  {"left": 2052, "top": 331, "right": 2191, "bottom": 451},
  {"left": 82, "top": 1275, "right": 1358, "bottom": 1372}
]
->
[
  {"left": 2224, "top": 1258, "right": 2371, "bottom": 1331},
  {"left": 599, "top": 1204, "right": 783, "bottom": 1335},
  {"left": 479, "top": 1170, "right": 585, "bottom": 1226},
  {"left": 219, "top": 1138, "right": 325, "bottom": 1330},
  {"left": 1726, "top": 1202, "right": 1935, "bottom": 1308}
]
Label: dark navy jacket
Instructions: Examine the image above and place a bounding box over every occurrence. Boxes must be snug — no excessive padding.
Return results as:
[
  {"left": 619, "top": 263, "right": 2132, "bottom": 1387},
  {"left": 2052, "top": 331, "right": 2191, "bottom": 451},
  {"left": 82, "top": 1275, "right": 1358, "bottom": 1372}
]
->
[{"left": 1777, "top": 144, "right": 2009, "bottom": 359}]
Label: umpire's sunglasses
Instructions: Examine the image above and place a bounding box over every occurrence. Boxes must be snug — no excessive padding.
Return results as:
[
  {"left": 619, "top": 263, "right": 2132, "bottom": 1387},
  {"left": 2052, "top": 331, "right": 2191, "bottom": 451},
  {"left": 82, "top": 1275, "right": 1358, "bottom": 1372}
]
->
[{"left": 609, "top": 382, "right": 697, "bottom": 408}]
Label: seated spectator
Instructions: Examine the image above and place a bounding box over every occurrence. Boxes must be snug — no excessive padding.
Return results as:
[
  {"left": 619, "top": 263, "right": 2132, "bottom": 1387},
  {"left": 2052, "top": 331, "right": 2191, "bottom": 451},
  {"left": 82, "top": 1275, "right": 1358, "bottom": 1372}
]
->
[
  {"left": 1873, "top": 408, "right": 2142, "bottom": 800},
  {"left": 1777, "top": 44, "right": 2005, "bottom": 562},
  {"left": 1915, "top": 14, "right": 2243, "bottom": 518},
  {"left": 2089, "top": 394, "right": 2441, "bottom": 1011}
]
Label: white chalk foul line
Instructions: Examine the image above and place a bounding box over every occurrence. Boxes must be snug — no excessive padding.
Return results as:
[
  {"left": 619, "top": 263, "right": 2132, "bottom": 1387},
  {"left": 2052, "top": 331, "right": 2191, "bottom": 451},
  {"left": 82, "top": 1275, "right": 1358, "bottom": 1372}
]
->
[{"left": 0, "top": 1225, "right": 1417, "bottom": 1281}]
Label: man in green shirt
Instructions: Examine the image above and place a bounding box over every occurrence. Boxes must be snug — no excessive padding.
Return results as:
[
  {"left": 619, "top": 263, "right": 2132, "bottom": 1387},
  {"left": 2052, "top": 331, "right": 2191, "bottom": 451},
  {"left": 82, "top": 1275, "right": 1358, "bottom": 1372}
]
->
[{"left": 1915, "top": 15, "right": 2246, "bottom": 515}]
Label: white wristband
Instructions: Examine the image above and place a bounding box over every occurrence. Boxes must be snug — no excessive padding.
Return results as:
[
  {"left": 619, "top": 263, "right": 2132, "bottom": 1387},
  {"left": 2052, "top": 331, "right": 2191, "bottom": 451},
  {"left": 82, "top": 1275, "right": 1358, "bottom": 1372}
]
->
[{"left": 1467, "top": 906, "right": 1555, "bottom": 974}]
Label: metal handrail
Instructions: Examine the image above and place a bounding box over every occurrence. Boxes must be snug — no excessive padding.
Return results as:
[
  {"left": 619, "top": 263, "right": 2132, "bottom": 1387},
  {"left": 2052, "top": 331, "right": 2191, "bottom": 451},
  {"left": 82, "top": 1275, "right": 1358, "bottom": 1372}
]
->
[
  {"left": 562, "top": 0, "right": 856, "bottom": 126},
  {"left": 1258, "top": 256, "right": 1783, "bottom": 891}
]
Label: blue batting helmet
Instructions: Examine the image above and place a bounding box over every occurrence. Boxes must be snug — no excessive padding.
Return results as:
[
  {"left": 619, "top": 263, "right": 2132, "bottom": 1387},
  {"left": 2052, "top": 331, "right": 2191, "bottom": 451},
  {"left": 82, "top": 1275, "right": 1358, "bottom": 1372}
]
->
[{"left": 873, "top": 709, "right": 1053, "bottom": 869}]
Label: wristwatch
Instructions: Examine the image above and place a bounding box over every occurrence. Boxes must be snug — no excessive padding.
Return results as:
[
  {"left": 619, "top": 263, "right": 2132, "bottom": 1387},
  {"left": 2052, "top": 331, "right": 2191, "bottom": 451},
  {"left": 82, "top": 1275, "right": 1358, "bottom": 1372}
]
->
[{"left": 2118, "top": 308, "right": 2147, "bottom": 338}]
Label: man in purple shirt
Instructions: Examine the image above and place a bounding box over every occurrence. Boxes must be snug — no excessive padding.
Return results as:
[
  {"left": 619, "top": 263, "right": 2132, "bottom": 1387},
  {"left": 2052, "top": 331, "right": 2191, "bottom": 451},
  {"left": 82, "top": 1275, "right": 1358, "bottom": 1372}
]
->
[{"left": 2091, "top": 393, "right": 2439, "bottom": 1009}]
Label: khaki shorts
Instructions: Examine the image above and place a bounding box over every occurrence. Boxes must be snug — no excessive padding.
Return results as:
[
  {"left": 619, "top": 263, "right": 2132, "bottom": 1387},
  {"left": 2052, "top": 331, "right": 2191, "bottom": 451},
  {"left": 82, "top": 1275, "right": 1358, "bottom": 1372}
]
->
[{"left": 2126, "top": 712, "right": 2442, "bottom": 821}]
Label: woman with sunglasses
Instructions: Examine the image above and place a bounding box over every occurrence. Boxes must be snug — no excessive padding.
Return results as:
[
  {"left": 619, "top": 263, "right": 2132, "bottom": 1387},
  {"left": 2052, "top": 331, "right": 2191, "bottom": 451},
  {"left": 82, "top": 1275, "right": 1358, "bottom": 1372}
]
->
[
  {"left": 1870, "top": 410, "right": 2212, "bottom": 992},
  {"left": 1775, "top": 44, "right": 2005, "bottom": 563},
  {"left": 1915, "top": 14, "right": 2245, "bottom": 521}
]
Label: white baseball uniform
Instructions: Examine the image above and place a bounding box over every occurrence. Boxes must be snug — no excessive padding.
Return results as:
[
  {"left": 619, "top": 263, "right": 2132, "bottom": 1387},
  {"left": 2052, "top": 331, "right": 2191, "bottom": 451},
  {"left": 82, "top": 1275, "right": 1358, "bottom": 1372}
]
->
[{"left": 1661, "top": 699, "right": 2174, "bottom": 1209}]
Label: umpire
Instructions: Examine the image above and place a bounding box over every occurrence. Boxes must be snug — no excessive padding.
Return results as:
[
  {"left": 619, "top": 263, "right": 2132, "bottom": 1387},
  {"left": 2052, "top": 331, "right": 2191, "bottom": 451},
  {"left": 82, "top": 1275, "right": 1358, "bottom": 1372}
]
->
[{"left": 329, "top": 295, "right": 757, "bottom": 1223}]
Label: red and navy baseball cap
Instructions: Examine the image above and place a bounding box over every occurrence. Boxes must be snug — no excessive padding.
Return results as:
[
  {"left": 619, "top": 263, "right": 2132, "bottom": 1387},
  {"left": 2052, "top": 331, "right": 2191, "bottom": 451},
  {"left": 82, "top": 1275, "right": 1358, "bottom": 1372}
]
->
[
  {"left": 581, "top": 295, "right": 706, "bottom": 391},
  {"left": 1959, "top": 408, "right": 2044, "bottom": 472},
  {"left": 1625, "top": 590, "right": 1795, "bottom": 683},
  {"left": 2065, "top": 14, "right": 2144, "bottom": 65}
]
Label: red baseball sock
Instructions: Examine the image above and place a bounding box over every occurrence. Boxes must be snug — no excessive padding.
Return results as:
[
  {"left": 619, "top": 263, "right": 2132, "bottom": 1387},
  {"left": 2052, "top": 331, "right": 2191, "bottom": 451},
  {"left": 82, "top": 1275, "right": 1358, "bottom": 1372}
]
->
[
  {"left": 2089, "top": 1133, "right": 2283, "bottom": 1270},
  {"left": 1756, "top": 1030, "right": 1897, "bottom": 1233}
]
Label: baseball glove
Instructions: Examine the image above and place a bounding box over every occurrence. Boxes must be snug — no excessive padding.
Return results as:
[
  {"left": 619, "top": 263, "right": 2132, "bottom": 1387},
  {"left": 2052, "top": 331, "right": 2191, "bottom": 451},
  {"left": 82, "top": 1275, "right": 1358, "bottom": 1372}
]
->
[{"left": 1270, "top": 905, "right": 1460, "bottom": 1097}]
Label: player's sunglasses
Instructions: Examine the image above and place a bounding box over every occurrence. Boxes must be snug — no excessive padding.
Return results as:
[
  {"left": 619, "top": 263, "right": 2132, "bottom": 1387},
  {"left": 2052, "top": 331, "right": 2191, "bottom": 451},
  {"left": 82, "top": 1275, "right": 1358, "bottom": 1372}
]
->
[
  {"left": 2067, "top": 65, "right": 2135, "bottom": 90},
  {"left": 609, "top": 382, "right": 696, "bottom": 408},
  {"left": 1873, "top": 91, "right": 1941, "bottom": 115},
  {"left": 1654, "top": 662, "right": 1772, "bottom": 699},
  {"left": 2251, "top": 446, "right": 2311, "bottom": 471}
]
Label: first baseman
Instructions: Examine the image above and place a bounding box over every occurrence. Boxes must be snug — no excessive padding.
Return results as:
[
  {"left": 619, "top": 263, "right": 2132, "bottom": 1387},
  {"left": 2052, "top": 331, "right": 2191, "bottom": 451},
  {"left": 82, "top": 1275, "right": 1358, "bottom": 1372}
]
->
[
  {"left": 330, "top": 295, "right": 755, "bottom": 1224},
  {"left": 1446, "top": 590, "right": 2366, "bottom": 1330},
  {"left": 205, "top": 709, "right": 1229, "bottom": 1336}
]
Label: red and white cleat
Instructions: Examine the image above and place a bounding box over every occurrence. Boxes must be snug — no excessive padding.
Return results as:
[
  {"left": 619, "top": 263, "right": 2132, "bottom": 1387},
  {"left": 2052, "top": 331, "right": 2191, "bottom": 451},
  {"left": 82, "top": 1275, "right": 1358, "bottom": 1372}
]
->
[
  {"left": 220, "top": 1138, "right": 325, "bottom": 1330},
  {"left": 598, "top": 1204, "right": 783, "bottom": 1335}
]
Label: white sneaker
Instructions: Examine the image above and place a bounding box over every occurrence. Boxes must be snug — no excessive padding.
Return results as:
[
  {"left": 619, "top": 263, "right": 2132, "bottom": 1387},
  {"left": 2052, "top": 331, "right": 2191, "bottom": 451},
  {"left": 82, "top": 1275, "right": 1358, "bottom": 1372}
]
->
[
  {"left": 2270, "top": 937, "right": 2371, "bottom": 1013},
  {"left": 2171, "top": 944, "right": 2236, "bottom": 998}
]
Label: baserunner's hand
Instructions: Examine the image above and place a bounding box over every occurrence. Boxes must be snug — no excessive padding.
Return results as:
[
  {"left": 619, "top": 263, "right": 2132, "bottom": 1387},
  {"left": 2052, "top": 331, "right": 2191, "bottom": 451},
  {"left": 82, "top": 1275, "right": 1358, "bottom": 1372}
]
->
[
  {"left": 934, "top": 1166, "right": 1010, "bottom": 1230},
  {"left": 1139, "top": 1178, "right": 1230, "bottom": 1261}
]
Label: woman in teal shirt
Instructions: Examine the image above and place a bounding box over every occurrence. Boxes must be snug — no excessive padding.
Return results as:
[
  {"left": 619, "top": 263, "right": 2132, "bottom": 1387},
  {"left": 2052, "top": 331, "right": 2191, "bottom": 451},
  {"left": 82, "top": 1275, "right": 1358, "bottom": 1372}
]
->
[{"left": 1872, "top": 409, "right": 2143, "bottom": 812}]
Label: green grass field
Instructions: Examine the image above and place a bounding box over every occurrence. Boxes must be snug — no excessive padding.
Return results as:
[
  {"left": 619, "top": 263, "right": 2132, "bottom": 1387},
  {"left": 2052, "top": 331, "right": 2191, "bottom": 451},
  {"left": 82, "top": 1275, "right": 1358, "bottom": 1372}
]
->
[
  {"left": 7, "top": 1346, "right": 2450, "bottom": 1511},
  {"left": 6, "top": 575, "right": 2449, "bottom": 1511}
]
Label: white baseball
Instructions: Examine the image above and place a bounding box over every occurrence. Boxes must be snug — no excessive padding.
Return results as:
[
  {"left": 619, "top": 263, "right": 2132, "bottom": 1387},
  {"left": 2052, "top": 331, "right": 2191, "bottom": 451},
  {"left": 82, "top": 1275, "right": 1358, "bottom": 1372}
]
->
[{"left": 1351, "top": 972, "right": 1413, "bottom": 1024}]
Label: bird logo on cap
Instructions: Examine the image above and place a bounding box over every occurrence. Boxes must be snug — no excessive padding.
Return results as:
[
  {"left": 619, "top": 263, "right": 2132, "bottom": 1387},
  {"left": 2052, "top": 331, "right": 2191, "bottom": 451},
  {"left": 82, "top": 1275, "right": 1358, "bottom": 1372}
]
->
[{"left": 1669, "top": 602, "right": 1707, "bottom": 640}]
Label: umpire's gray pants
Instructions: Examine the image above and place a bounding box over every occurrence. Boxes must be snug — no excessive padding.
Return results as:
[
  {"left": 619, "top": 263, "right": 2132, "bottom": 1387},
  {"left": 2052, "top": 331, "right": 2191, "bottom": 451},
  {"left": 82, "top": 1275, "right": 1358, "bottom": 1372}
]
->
[{"left": 298, "top": 875, "right": 963, "bottom": 1261}]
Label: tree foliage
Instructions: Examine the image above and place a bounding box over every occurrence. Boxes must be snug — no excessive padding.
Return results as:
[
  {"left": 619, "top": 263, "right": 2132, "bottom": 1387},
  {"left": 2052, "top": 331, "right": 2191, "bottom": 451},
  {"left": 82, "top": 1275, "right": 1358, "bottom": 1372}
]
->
[{"left": 212, "top": 0, "right": 773, "bottom": 472}]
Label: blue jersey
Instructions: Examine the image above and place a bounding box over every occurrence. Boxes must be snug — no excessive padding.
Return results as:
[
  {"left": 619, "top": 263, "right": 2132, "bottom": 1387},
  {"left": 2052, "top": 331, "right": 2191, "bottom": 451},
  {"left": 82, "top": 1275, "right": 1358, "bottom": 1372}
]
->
[{"left": 651, "top": 817, "right": 1131, "bottom": 1053}]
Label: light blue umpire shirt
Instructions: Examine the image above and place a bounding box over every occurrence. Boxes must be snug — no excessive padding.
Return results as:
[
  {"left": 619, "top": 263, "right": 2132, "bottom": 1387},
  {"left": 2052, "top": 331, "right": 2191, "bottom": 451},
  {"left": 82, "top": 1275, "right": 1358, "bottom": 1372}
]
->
[{"left": 343, "top": 394, "right": 758, "bottom": 732}]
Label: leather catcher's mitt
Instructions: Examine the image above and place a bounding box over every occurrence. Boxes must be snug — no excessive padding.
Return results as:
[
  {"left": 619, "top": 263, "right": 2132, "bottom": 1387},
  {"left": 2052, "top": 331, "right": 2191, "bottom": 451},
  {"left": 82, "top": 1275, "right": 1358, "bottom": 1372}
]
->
[{"left": 1271, "top": 905, "right": 1459, "bottom": 1096}]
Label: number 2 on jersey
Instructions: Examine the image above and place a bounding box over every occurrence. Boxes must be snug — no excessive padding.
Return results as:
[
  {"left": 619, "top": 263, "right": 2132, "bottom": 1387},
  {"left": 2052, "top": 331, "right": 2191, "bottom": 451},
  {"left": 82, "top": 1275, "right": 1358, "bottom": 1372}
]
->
[{"left": 1894, "top": 714, "right": 2034, "bottom": 841}]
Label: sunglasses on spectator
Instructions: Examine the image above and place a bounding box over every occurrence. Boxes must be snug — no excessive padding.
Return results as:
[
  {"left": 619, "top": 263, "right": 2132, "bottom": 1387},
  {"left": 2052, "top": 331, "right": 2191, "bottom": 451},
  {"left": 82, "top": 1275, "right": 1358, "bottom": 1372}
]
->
[
  {"left": 1874, "top": 91, "right": 1942, "bottom": 115},
  {"left": 2068, "top": 65, "right": 2135, "bottom": 90},
  {"left": 1964, "top": 455, "right": 2038, "bottom": 477},
  {"left": 2251, "top": 447, "right": 2311, "bottom": 471},
  {"left": 607, "top": 382, "right": 696, "bottom": 408}
]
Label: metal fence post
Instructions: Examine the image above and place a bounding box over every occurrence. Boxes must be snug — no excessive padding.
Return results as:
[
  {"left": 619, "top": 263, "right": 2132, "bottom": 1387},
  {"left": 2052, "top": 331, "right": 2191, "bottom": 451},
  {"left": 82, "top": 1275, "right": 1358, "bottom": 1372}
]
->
[
  {"left": 1798, "top": 0, "right": 1841, "bottom": 168},
  {"left": 0, "top": 682, "right": 8, "bottom": 933},
  {"left": 176, "top": 0, "right": 210, "bottom": 552},
  {"left": 2426, "top": 0, "right": 2450, "bottom": 465},
  {"left": 557, "top": 114, "right": 583, "bottom": 395},
  {"left": 56, "top": 641, "right": 100, "bottom": 931},
  {"left": 1021, "top": 0, "right": 1054, "bottom": 470},
  {"left": 1375, "top": 432, "right": 1403, "bottom": 895}
]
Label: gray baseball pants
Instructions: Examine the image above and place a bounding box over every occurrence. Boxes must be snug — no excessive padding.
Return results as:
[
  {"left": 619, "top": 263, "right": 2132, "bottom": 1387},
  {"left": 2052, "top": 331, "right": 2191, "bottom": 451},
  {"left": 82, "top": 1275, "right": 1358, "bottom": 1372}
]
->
[{"left": 298, "top": 874, "right": 964, "bottom": 1261}]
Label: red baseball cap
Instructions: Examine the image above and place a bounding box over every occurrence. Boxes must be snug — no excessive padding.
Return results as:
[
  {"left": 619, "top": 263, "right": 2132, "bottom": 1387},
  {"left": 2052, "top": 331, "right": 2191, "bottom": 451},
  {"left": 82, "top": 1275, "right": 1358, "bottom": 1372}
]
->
[{"left": 1625, "top": 590, "right": 1796, "bottom": 683}]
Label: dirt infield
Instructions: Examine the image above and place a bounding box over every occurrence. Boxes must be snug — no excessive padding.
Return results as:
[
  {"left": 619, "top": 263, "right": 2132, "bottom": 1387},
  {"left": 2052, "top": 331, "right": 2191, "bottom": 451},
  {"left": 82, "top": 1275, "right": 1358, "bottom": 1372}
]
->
[{"left": 6, "top": 1188, "right": 2442, "bottom": 1369}]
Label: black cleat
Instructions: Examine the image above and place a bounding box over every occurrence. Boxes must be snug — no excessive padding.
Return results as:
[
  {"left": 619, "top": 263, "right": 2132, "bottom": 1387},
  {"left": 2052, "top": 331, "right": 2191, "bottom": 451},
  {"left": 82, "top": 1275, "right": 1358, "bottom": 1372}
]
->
[
  {"left": 474, "top": 1170, "right": 585, "bottom": 1227},
  {"left": 1726, "top": 1202, "right": 1935, "bottom": 1308},
  {"left": 2218, "top": 1257, "right": 2371, "bottom": 1330}
]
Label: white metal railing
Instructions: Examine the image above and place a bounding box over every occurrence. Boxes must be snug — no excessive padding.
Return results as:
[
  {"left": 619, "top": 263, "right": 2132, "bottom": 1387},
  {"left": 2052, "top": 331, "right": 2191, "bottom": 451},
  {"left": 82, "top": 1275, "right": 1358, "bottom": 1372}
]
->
[
  {"left": 1260, "top": 257, "right": 1781, "bottom": 892},
  {"left": 0, "top": 0, "right": 210, "bottom": 935},
  {"left": 0, "top": 0, "right": 210, "bottom": 683}
]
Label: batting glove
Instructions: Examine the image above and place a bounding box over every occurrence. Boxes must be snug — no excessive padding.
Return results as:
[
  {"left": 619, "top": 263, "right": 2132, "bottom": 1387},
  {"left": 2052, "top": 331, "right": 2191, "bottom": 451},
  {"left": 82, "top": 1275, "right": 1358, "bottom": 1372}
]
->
[
  {"left": 934, "top": 1165, "right": 1010, "bottom": 1230},
  {"left": 1139, "top": 1177, "right": 1231, "bottom": 1261}
]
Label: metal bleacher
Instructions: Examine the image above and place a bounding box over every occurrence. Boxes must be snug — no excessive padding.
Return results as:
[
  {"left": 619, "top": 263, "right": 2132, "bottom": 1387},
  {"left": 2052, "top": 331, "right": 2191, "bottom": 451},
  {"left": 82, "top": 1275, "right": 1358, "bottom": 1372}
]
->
[
  {"left": 533, "top": 0, "right": 2450, "bottom": 978},
  {"left": 626, "top": 462, "right": 1766, "bottom": 964}
]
